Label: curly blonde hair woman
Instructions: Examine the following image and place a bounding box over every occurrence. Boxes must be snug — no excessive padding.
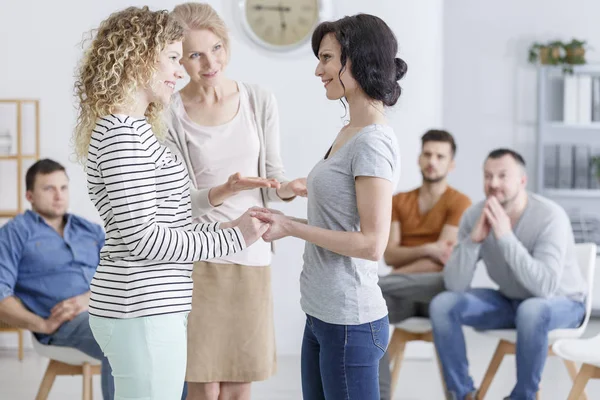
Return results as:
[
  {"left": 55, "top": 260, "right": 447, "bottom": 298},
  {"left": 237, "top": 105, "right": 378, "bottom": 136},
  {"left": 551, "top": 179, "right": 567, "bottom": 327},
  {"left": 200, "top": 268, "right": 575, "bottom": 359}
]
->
[
  {"left": 72, "top": 6, "right": 268, "bottom": 399},
  {"left": 167, "top": 3, "right": 307, "bottom": 400}
]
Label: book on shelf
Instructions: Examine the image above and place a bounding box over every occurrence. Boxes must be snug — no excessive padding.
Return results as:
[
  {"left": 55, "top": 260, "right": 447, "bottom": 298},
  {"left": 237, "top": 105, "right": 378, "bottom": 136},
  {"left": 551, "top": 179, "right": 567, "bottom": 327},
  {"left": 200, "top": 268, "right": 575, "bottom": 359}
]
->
[
  {"left": 564, "top": 75, "right": 578, "bottom": 124},
  {"left": 562, "top": 74, "right": 599, "bottom": 124},
  {"left": 578, "top": 75, "right": 593, "bottom": 124},
  {"left": 591, "top": 147, "right": 600, "bottom": 189},
  {"left": 557, "top": 144, "right": 574, "bottom": 188},
  {"left": 573, "top": 145, "right": 590, "bottom": 189},
  {"left": 543, "top": 145, "right": 558, "bottom": 189},
  {"left": 593, "top": 77, "right": 600, "bottom": 122},
  {"left": 544, "top": 144, "right": 598, "bottom": 190}
]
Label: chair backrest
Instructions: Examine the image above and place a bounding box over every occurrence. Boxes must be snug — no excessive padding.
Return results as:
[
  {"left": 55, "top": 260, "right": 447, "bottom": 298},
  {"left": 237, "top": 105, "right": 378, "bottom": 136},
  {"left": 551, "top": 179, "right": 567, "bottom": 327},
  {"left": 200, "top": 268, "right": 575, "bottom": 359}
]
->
[{"left": 575, "top": 242, "right": 597, "bottom": 329}]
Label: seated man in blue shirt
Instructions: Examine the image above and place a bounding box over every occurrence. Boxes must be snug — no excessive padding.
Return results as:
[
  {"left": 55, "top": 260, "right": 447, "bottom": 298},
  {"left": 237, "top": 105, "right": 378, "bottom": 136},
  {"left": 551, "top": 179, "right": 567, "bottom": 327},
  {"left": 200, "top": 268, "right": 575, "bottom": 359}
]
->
[{"left": 0, "top": 159, "right": 114, "bottom": 400}]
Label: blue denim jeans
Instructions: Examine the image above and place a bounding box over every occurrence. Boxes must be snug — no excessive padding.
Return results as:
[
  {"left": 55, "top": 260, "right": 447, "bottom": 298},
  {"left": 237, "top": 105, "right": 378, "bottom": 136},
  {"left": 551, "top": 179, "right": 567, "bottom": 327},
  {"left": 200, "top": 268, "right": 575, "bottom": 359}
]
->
[
  {"left": 301, "top": 314, "right": 389, "bottom": 400},
  {"left": 36, "top": 311, "right": 114, "bottom": 400},
  {"left": 429, "top": 289, "right": 586, "bottom": 400}
]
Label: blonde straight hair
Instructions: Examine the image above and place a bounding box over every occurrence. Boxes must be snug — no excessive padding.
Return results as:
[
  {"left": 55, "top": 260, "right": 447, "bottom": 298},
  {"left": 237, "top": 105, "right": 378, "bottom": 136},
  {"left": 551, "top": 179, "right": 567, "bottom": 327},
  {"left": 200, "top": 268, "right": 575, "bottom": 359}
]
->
[{"left": 171, "top": 3, "right": 230, "bottom": 58}]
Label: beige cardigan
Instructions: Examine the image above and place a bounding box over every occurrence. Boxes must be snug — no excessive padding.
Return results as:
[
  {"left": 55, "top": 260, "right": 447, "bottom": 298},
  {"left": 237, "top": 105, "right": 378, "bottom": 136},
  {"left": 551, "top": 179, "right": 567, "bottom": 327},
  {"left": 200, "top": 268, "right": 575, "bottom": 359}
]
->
[{"left": 164, "top": 82, "right": 290, "bottom": 218}]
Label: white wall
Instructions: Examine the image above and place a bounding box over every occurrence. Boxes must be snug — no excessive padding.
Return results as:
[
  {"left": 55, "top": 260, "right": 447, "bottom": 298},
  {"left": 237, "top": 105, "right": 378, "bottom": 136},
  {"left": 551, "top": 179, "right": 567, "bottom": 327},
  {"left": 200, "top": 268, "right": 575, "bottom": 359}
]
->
[
  {"left": 0, "top": 0, "right": 444, "bottom": 354},
  {"left": 443, "top": 0, "right": 600, "bottom": 203}
]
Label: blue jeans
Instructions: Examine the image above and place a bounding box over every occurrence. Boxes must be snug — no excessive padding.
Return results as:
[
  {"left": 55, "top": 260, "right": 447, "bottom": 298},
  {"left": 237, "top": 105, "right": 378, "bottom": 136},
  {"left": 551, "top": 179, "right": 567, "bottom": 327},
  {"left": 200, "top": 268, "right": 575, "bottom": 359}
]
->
[
  {"left": 301, "top": 314, "right": 389, "bottom": 400},
  {"left": 429, "top": 289, "right": 586, "bottom": 400},
  {"left": 37, "top": 311, "right": 114, "bottom": 400}
]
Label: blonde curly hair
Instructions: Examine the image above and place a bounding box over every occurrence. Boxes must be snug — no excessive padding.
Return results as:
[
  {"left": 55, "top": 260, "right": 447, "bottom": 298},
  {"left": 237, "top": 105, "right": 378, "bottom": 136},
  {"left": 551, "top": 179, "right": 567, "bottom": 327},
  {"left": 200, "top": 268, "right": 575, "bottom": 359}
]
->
[{"left": 73, "top": 6, "right": 184, "bottom": 164}]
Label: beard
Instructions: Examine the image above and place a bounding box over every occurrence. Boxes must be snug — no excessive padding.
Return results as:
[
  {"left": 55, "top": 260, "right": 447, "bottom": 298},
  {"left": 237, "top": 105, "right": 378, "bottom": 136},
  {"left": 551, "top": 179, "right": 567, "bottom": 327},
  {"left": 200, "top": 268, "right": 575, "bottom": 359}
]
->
[
  {"left": 488, "top": 189, "right": 519, "bottom": 208},
  {"left": 421, "top": 172, "right": 446, "bottom": 184}
]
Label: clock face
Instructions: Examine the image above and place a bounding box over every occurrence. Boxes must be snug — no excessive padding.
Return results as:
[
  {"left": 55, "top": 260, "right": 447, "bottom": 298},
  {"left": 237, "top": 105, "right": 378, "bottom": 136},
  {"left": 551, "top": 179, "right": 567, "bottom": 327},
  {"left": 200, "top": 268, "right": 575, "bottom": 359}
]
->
[{"left": 243, "top": 0, "right": 320, "bottom": 49}]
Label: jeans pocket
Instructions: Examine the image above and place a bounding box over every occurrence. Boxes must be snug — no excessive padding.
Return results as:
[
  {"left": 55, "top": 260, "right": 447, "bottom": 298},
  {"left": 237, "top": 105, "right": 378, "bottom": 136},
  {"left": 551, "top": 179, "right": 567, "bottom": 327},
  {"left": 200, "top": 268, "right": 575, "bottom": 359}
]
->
[
  {"left": 88, "top": 316, "right": 115, "bottom": 353},
  {"left": 369, "top": 316, "right": 390, "bottom": 353}
]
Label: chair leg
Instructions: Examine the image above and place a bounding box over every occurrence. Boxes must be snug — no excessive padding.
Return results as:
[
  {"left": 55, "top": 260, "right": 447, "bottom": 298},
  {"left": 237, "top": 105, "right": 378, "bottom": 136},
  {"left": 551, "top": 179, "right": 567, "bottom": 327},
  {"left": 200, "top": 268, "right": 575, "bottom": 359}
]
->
[
  {"left": 83, "top": 363, "right": 93, "bottom": 400},
  {"left": 477, "top": 340, "right": 510, "bottom": 400},
  {"left": 35, "top": 360, "right": 58, "bottom": 400},
  {"left": 18, "top": 329, "right": 24, "bottom": 361},
  {"left": 389, "top": 335, "right": 408, "bottom": 397},
  {"left": 563, "top": 360, "right": 587, "bottom": 400},
  {"left": 567, "top": 364, "right": 596, "bottom": 400}
]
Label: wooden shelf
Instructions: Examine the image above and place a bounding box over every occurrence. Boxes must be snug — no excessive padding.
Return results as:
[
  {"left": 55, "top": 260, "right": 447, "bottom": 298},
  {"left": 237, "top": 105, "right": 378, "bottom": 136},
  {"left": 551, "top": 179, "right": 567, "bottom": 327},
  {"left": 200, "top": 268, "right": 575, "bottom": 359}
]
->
[
  {"left": 0, "top": 99, "right": 40, "bottom": 215},
  {"left": 544, "top": 126, "right": 600, "bottom": 145},
  {"left": 541, "top": 64, "right": 600, "bottom": 76},
  {"left": 543, "top": 189, "right": 600, "bottom": 198},
  {"left": 0, "top": 155, "right": 38, "bottom": 161},
  {"left": 547, "top": 122, "right": 600, "bottom": 130}
]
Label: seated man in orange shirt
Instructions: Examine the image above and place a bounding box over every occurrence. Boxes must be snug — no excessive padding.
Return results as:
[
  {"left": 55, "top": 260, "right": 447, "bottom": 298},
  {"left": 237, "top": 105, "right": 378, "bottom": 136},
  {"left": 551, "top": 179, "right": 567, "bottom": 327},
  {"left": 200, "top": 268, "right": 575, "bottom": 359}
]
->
[{"left": 378, "top": 130, "right": 472, "bottom": 400}]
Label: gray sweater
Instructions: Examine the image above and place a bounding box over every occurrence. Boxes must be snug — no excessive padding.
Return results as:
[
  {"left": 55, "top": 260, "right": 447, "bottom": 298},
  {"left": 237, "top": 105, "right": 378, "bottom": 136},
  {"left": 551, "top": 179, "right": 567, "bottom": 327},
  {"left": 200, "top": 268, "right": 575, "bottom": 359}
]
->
[{"left": 444, "top": 193, "right": 586, "bottom": 301}]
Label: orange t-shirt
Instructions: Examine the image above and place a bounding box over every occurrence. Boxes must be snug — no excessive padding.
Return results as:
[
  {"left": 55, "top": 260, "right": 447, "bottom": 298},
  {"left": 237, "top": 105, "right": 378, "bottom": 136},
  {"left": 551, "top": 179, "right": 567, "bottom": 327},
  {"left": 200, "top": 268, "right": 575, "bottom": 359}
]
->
[{"left": 391, "top": 187, "right": 472, "bottom": 247}]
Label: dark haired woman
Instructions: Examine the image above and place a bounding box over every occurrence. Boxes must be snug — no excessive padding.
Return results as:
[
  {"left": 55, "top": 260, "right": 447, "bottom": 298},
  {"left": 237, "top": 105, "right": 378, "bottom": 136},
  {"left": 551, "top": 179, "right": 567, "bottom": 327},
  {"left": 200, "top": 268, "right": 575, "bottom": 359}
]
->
[{"left": 251, "top": 13, "right": 406, "bottom": 399}]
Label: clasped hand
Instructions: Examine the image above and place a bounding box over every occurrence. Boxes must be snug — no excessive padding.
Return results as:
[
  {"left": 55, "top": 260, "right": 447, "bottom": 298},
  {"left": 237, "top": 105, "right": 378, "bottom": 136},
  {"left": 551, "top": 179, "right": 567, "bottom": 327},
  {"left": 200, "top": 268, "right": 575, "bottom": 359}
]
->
[{"left": 471, "top": 196, "right": 512, "bottom": 242}]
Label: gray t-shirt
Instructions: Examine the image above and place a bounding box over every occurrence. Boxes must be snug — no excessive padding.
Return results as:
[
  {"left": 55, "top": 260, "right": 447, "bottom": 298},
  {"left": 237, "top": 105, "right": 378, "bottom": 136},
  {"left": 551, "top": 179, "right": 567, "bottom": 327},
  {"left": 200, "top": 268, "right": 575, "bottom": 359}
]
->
[
  {"left": 444, "top": 193, "right": 587, "bottom": 301},
  {"left": 301, "top": 124, "right": 400, "bottom": 325}
]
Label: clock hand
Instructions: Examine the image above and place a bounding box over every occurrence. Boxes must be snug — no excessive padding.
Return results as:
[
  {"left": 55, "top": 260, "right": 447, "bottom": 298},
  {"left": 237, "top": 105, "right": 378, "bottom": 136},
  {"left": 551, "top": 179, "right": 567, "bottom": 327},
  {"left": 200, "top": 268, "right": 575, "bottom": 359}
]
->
[{"left": 279, "top": 2, "right": 287, "bottom": 31}]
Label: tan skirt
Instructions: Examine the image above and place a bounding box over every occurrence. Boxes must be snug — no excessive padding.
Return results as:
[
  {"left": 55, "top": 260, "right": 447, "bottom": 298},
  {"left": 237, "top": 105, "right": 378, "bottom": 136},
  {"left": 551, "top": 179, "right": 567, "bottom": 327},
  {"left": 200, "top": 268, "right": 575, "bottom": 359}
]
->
[{"left": 186, "top": 262, "right": 277, "bottom": 383}]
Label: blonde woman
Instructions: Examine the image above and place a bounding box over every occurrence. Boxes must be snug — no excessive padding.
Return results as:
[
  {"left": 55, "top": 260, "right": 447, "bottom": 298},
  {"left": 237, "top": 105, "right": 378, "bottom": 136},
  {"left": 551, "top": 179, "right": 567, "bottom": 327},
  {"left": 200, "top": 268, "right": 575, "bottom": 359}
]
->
[
  {"left": 167, "top": 3, "right": 306, "bottom": 400},
  {"left": 72, "top": 7, "right": 268, "bottom": 399}
]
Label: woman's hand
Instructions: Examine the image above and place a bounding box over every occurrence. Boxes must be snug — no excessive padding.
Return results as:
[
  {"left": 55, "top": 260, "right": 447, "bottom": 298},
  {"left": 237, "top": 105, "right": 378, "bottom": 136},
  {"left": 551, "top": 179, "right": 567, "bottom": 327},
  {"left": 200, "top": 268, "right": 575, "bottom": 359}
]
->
[
  {"left": 209, "top": 173, "right": 281, "bottom": 206},
  {"left": 250, "top": 210, "right": 293, "bottom": 242},
  {"left": 277, "top": 177, "right": 308, "bottom": 199},
  {"left": 236, "top": 210, "right": 271, "bottom": 246},
  {"left": 227, "top": 172, "right": 281, "bottom": 193}
]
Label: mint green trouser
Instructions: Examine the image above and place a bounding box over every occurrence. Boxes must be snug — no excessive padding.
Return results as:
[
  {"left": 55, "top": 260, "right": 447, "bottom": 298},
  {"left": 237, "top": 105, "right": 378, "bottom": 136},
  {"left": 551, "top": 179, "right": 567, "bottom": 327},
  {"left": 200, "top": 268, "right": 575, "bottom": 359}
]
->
[{"left": 89, "top": 312, "right": 188, "bottom": 400}]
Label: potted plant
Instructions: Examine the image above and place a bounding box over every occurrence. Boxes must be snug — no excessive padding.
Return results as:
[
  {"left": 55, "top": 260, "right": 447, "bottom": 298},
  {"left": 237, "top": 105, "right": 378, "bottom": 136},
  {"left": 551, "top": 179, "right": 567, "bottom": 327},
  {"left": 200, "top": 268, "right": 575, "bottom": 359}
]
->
[
  {"left": 528, "top": 41, "right": 563, "bottom": 65},
  {"left": 564, "top": 39, "right": 587, "bottom": 65}
]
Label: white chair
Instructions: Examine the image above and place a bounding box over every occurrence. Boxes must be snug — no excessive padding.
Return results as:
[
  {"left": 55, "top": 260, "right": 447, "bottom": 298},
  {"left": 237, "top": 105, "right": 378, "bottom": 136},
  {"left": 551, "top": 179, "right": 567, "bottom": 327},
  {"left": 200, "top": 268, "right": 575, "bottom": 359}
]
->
[
  {"left": 31, "top": 334, "right": 101, "bottom": 400},
  {"left": 0, "top": 320, "right": 24, "bottom": 360},
  {"left": 388, "top": 317, "right": 446, "bottom": 397},
  {"left": 476, "top": 242, "right": 597, "bottom": 400},
  {"left": 553, "top": 332, "right": 600, "bottom": 399}
]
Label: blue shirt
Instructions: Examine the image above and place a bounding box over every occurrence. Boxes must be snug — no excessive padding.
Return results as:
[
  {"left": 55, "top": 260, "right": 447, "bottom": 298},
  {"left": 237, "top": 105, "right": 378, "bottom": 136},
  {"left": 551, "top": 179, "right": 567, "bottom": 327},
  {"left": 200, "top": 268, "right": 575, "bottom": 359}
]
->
[{"left": 0, "top": 210, "right": 104, "bottom": 318}]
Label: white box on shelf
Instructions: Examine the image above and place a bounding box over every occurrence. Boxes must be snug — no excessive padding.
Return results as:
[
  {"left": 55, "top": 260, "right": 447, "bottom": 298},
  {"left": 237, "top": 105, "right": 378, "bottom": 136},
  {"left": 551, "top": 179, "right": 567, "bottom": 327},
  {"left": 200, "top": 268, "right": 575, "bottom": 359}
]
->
[
  {"left": 564, "top": 74, "right": 579, "bottom": 124},
  {"left": 578, "top": 75, "right": 593, "bottom": 124}
]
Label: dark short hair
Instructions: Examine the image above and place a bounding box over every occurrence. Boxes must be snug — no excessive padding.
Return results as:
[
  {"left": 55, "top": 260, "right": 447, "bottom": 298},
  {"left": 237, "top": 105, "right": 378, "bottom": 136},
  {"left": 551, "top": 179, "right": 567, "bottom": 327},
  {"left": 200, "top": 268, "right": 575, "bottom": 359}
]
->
[
  {"left": 311, "top": 13, "right": 407, "bottom": 107},
  {"left": 486, "top": 148, "right": 526, "bottom": 167},
  {"left": 26, "top": 159, "right": 67, "bottom": 191},
  {"left": 421, "top": 129, "right": 456, "bottom": 156}
]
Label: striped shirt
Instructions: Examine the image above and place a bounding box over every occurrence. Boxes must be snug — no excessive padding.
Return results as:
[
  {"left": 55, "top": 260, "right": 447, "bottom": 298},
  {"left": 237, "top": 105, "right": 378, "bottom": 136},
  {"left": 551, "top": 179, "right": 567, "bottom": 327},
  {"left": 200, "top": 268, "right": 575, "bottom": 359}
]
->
[{"left": 86, "top": 114, "right": 246, "bottom": 319}]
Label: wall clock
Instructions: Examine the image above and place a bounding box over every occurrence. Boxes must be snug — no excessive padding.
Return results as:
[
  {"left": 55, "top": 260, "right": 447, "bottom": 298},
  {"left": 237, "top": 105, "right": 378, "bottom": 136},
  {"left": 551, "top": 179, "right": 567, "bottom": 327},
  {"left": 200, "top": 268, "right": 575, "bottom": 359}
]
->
[{"left": 237, "top": 0, "right": 333, "bottom": 52}]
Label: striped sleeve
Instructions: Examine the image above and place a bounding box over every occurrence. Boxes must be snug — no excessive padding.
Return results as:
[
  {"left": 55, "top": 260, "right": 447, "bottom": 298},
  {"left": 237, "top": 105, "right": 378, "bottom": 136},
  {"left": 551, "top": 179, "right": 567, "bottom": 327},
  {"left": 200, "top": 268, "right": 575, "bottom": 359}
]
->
[
  {"left": 193, "top": 222, "right": 220, "bottom": 232},
  {"left": 96, "top": 126, "right": 246, "bottom": 262}
]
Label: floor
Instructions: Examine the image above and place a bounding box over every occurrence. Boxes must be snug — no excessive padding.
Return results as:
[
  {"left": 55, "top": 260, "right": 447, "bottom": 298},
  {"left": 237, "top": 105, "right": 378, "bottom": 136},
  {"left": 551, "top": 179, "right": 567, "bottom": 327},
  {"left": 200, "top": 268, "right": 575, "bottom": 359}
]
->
[{"left": 1, "top": 327, "right": 600, "bottom": 400}]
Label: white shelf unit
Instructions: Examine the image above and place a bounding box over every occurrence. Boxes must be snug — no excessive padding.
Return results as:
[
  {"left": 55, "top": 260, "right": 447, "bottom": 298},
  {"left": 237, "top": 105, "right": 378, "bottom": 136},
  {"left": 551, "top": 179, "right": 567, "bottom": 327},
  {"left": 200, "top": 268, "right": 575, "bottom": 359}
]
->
[{"left": 536, "top": 65, "right": 600, "bottom": 196}]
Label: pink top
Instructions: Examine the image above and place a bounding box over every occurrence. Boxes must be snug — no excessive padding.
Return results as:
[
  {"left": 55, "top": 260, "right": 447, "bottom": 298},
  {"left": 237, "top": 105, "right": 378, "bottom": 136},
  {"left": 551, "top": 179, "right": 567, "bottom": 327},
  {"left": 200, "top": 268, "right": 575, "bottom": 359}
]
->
[{"left": 172, "top": 84, "right": 271, "bottom": 266}]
